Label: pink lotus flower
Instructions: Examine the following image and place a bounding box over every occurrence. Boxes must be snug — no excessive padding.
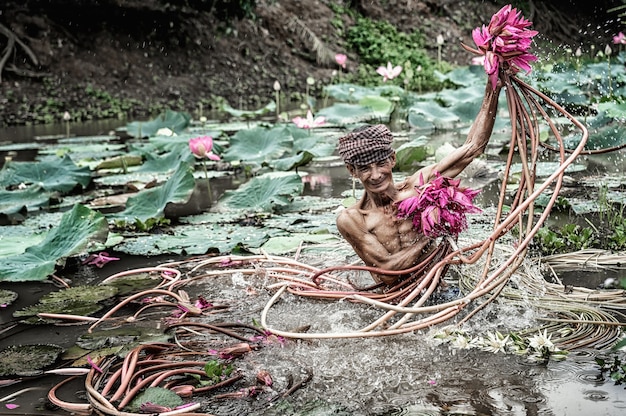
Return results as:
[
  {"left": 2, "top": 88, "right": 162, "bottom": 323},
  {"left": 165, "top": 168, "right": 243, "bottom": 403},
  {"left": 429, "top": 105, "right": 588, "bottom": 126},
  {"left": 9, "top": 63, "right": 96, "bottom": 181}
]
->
[
  {"left": 292, "top": 110, "right": 326, "bottom": 129},
  {"left": 466, "top": 4, "right": 538, "bottom": 89},
  {"left": 86, "top": 355, "right": 103, "bottom": 373},
  {"left": 376, "top": 62, "right": 402, "bottom": 82},
  {"left": 189, "top": 136, "right": 220, "bottom": 160},
  {"left": 396, "top": 172, "right": 481, "bottom": 238},
  {"left": 613, "top": 32, "right": 626, "bottom": 45},
  {"left": 335, "top": 53, "right": 347, "bottom": 69},
  {"left": 82, "top": 252, "right": 120, "bottom": 268}
]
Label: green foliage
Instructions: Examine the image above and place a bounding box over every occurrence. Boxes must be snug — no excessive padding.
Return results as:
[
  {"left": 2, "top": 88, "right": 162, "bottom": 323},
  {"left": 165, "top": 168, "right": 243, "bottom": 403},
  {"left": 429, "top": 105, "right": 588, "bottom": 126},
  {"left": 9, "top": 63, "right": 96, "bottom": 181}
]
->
[
  {"left": 0, "top": 204, "right": 109, "bottom": 282},
  {"left": 0, "top": 344, "right": 64, "bottom": 377},
  {"left": 203, "top": 360, "right": 233, "bottom": 384},
  {"left": 346, "top": 16, "right": 443, "bottom": 91},
  {"left": 533, "top": 224, "right": 596, "bottom": 255},
  {"left": 219, "top": 172, "right": 304, "bottom": 213},
  {"left": 0, "top": 154, "right": 92, "bottom": 193},
  {"left": 127, "top": 387, "right": 183, "bottom": 413},
  {"left": 596, "top": 355, "right": 626, "bottom": 386},
  {"left": 108, "top": 163, "right": 195, "bottom": 224}
]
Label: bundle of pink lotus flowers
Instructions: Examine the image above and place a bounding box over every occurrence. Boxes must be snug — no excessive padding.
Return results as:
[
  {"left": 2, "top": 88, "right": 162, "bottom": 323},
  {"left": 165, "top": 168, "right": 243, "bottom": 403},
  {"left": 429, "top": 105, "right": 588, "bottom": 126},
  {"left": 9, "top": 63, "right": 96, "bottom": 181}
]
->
[
  {"left": 396, "top": 172, "right": 481, "bottom": 238},
  {"left": 464, "top": 4, "right": 538, "bottom": 89}
]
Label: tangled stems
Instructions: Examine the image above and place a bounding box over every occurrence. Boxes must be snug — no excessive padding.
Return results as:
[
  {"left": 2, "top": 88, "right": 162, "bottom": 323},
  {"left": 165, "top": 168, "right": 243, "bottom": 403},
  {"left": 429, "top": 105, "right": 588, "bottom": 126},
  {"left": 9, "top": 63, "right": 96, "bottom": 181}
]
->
[{"left": 259, "top": 66, "right": 590, "bottom": 339}]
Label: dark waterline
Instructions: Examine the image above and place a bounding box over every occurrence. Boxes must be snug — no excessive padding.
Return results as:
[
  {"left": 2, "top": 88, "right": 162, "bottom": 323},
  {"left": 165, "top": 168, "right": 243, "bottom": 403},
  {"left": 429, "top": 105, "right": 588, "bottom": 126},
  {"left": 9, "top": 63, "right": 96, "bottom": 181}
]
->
[{"left": 0, "top": 119, "right": 129, "bottom": 144}]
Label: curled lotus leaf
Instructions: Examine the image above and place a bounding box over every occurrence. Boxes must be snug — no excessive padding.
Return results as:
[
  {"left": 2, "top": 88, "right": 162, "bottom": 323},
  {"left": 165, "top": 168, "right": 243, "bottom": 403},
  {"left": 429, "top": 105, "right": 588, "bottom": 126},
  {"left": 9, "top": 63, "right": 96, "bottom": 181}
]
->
[{"left": 0, "top": 344, "right": 64, "bottom": 377}]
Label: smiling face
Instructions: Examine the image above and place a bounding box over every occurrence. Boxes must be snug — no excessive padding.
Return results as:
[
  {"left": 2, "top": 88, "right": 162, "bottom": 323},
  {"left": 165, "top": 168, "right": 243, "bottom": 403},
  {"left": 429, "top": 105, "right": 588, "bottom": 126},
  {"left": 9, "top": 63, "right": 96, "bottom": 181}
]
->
[{"left": 348, "top": 154, "right": 396, "bottom": 194}]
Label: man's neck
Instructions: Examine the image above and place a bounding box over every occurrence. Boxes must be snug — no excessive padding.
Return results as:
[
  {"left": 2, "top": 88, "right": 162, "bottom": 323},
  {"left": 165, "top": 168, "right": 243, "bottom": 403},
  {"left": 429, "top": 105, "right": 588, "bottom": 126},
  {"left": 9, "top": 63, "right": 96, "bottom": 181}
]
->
[{"left": 365, "top": 185, "right": 397, "bottom": 208}]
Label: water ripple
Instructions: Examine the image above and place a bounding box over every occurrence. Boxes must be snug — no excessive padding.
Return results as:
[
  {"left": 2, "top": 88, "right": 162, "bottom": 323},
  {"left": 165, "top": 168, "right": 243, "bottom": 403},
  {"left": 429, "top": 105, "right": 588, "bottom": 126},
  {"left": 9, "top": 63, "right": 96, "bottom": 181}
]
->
[{"left": 582, "top": 389, "right": 610, "bottom": 401}]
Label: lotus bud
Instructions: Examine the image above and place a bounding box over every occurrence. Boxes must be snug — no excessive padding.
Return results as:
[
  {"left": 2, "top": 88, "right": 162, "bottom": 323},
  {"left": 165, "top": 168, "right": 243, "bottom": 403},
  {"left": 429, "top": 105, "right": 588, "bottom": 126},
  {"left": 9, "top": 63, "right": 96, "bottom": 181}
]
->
[
  {"left": 171, "top": 385, "right": 195, "bottom": 398},
  {"left": 256, "top": 370, "right": 273, "bottom": 386}
]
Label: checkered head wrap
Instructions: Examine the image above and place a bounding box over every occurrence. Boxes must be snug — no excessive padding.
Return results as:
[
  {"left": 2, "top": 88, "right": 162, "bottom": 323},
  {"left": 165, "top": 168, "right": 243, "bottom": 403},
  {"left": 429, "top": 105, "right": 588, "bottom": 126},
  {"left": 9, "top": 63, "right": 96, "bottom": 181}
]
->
[{"left": 338, "top": 124, "right": 394, "bottom": 165}]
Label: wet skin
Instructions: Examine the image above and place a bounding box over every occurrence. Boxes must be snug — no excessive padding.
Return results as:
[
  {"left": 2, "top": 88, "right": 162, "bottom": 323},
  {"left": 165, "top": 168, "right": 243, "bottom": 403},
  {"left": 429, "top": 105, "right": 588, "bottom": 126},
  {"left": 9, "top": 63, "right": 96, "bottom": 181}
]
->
[{"left": 336, "top": 81, "right": 502, "bottom": 285}]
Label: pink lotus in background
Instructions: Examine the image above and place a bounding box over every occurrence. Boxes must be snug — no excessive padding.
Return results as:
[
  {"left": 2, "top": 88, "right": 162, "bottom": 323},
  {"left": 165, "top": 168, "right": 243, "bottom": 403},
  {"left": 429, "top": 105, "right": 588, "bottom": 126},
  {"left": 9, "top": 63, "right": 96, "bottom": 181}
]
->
[
  {"left": 396, "top": 172, "right": 481, "bottom": 238},
  {"left": 292, "top": 110, "right": 326, "bottom": 129},
  {"left": 189, "top": 135, "right": 220, "bottom": 160},
  {"left": 376, "top": 62, "right": 402, "bottom": 82},
  {"left": 82, "top": 252, "right": 120, "bottom": 268},
  {"left": 335, "top": 53, "right": 347, "bottom": 69},
  {"left": 613, "top": 32, "right": 626, "bottom": 45},
  {"left": 465, "top": 4, "right": 538, "bottom": 89}
]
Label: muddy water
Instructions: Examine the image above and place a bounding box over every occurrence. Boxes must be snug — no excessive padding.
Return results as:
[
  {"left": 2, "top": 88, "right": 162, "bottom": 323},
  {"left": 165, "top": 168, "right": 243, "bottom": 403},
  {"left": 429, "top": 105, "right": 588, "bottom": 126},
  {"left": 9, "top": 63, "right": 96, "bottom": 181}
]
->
[{"left": 1, "top": 121, "right": 626, "bottom": 415}]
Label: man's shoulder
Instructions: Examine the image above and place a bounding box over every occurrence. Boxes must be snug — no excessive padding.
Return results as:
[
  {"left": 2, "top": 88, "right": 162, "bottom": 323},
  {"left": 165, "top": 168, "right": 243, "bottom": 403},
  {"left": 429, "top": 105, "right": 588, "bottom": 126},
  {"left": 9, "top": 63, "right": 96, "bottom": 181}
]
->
[{"left": 336, "top": 205, "right": 364, "bottom": 228}]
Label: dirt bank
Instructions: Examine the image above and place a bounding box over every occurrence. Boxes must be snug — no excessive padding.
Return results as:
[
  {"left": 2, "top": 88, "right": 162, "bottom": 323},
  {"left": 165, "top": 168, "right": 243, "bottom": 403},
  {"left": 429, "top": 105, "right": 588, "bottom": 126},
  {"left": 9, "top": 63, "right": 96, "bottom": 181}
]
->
[{"left": 0, "top": 0, "right": 620, "bottom": 127}]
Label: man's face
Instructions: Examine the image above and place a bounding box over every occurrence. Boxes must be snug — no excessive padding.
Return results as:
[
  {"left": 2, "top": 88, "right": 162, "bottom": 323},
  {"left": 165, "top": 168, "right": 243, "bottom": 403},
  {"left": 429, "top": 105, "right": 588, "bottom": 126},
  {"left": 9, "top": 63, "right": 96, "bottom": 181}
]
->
[{"left": 348, "top": 155, "right": 396, "bottom": 193}]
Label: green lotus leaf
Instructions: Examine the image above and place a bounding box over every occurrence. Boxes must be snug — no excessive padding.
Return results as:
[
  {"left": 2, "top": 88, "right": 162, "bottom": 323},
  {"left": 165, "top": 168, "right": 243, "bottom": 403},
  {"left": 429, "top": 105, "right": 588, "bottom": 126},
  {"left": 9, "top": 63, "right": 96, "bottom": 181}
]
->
[
  {"left": 435, "top": 65, "right": 484, "bottom": 87},
  {"left": 109, "top": 163, "right": 196, "bottom": 223},
  {"left": 115, "top": 221, "right": 270, "bottom": 256},
  {"left": 0, "top": 154, "right": 91, "bottom": 193},
  {"left": 509, "top": 161, "right": 586, "bottom": 178},
  {"left": 0, "top": 204, "right": 109, "bottom": 282},
  {"left": 219, "top": 172, "right": 303, "bottom": 212},
  {"left": 0, "top": 344, "right": 64, "bottom": 377},
  {"left": 358, "top": 95, "right": 393, "bottom": 114},
  {"left": 293, "top": 135, "right": 337, "bottom": 158},
  {"left": 395, "top": 136, "right": 431, "bottom": 171},
  {"left": 222, "top": 126, "right": 293, "bottom": 164},
  {"left": 261, "top": 233, "right": 340, "bottom": 255},
  {"left": 270, "top": 151, "right": 315, "bottom": 171},
  {"left": 76, "top": 327, "right": 168, "bottom": 350},
  {"left": 597, "top": 102, "right": 626, "bottom": 122},
  {"left": 137, "top": 145, "right": 196, "bottom": 173},
  {"left": 318, "top": 102, "right": 389, "bottom": 125},
  {"left": 124, "top": 110, "right": 192, "bottom": 138},
  {"left": 323, "top": 83, "right": 405, "bottom": 102},
  {"left": 0, "top": 185, "right": 50, "bottom": 216},
  {"left": 95, "top": 155, "right": 143, "bottom": 170},
  {"left": 127, "top": 387, "right": 183, "bottom": 413},
  {"left": 222, "top": 101, "right": 276, "bottom": 118},
  {"left": 13, "top": 285, "right": 119, "bottom": 324},
  {"left": 407, "top": 101, "right": 461, "bottom": 130},
  {"left": 0, "top": 226, "right": 47, "bottom": 257}
]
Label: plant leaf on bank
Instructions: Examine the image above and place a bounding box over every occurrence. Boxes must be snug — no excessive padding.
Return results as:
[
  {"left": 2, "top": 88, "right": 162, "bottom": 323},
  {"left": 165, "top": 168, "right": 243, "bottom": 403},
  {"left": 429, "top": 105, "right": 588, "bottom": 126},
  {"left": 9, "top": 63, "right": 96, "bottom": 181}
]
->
[
  {"left": 0, "top": 204, "right": 109, "bottom": 282},
  {"left": 0, "top": 154, "right": 92, "bottom": 193},
  {"left": 108, "top": 163, "right": 196, "bottom": 223}
]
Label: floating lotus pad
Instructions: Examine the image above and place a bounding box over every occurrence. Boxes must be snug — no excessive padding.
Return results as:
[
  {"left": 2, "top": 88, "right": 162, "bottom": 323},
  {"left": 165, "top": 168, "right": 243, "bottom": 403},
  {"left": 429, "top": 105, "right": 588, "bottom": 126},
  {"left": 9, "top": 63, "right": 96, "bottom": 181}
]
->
[{"left": 0, "top": 344, "right": 64, "bottom": 377}]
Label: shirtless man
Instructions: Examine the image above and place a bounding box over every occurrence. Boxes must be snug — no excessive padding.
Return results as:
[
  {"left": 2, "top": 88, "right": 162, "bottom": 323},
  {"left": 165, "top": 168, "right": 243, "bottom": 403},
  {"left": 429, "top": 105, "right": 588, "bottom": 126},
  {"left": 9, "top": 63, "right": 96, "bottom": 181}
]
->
[{"left": 336, "top": 80, "right": 502, "bottom": 285}]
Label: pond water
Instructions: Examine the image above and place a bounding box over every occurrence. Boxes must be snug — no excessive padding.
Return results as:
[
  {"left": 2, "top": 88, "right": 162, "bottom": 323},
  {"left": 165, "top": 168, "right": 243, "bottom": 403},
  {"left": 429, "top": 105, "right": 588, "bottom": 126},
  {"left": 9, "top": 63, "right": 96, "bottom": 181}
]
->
[{"left": 1, "top": 120, "right": 626, "bottom": 416}]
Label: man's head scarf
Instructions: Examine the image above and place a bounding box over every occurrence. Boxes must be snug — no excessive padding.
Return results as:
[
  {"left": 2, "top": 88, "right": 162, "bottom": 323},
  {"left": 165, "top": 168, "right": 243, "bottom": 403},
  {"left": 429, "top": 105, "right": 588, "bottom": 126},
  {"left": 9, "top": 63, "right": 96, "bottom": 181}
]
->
[{"left": 337, "top": 124, "right": 394, "bottom": 165}]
